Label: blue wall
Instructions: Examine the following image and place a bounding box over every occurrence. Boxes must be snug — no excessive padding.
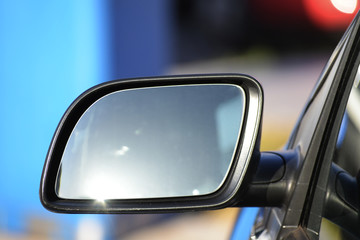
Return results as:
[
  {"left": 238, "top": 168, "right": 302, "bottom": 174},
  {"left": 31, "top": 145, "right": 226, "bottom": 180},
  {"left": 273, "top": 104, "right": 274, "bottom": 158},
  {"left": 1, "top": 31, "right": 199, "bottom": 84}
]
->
[
  {"left": 0, "top": 0, "right": 108, "bottom": 235},
  {"left": 107, "top": 0, "right": 172, "bottom": 79},
  {"left": 0, "top": 0, "right": 171, "bottom": 238}
]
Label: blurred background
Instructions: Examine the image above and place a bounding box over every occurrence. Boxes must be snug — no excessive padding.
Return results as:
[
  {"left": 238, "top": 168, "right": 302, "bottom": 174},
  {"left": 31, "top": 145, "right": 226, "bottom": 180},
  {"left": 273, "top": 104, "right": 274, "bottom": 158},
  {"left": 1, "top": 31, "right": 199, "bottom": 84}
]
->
[{"left": 0, "top": 0, "right": 357, "bottom": 239}]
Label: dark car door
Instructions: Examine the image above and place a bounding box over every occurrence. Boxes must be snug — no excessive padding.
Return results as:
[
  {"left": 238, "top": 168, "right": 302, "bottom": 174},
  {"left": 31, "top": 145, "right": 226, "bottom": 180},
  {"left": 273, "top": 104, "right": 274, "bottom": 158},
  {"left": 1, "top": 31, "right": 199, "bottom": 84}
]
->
[{"left": 246, "top": 11, "right": 360, "bottom": 240}]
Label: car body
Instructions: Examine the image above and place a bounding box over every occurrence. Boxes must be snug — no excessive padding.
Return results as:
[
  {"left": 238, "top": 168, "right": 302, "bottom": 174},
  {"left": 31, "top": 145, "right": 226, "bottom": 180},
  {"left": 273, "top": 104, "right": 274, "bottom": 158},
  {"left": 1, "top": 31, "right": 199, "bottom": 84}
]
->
[
  {"left": 242, "top": 11, "right": 360, "bottom": 239},
  {"left": 40, "top": 8, "right": 360, "bottom": 240}
]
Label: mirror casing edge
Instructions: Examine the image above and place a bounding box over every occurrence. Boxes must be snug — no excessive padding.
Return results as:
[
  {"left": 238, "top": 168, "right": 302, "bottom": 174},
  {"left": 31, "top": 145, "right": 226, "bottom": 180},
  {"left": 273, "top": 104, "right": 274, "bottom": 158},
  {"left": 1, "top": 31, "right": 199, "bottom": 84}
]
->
[{"left": 40, "top": 74, "right": 263, "bottom": 213}]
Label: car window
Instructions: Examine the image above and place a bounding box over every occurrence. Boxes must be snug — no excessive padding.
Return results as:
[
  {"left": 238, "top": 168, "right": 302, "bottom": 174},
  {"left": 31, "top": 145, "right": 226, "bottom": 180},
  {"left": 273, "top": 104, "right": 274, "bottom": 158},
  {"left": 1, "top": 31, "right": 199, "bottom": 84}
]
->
[
  {"left": 249, "top": 29, "right": 352, "bottom": 239},
  {"left": 288, "top": 33, "right": 349, "bottom": 156},
  {"left": 320, "top": 61, "right": 360, "bottom": 240},
  {"left": 334, "top": 68, "right": 360, "bottom": 176}
]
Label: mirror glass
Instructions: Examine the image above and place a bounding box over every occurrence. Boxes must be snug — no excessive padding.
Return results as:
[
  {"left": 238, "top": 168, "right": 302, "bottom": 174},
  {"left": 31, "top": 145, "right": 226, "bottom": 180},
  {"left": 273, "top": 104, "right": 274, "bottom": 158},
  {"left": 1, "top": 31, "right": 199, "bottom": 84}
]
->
[{"left": 56, "top": 84, "right": 245, "bottom": 200}]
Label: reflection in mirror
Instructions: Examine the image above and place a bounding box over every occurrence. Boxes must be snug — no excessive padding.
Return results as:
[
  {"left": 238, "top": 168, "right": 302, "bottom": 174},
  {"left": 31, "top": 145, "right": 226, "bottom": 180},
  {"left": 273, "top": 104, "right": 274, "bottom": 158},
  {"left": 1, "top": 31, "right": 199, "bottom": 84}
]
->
[{"left": 56, "top": 84, "right": 245, "bottom": 200}]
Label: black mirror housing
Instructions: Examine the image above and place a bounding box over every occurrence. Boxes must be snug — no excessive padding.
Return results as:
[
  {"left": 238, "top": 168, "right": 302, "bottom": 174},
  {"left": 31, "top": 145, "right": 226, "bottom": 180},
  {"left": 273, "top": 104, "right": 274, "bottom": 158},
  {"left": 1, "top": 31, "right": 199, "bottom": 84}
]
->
[{"left": 40, "top": 74, "right": 263, "bottom": 213}]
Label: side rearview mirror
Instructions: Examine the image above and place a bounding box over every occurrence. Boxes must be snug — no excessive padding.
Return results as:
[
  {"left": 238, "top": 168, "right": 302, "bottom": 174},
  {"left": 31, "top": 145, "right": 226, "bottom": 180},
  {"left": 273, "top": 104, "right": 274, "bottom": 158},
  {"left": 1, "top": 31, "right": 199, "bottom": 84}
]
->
[{"left": 40, "top": 74, "right": 263, "bottom": 213}]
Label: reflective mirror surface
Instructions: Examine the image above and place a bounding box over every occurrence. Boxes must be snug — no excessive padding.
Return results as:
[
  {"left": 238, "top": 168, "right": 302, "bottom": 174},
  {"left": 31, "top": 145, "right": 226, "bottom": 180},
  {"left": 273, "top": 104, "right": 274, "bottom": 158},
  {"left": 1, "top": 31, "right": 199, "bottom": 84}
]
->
[{"left": 56, "top": 84, "right": 245, "bottom": 200}]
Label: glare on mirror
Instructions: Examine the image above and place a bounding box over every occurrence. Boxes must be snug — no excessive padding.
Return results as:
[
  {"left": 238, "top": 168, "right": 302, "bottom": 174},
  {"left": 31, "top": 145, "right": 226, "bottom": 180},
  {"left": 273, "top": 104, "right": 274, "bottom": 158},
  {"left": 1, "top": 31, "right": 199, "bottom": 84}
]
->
[{"left": 56, "top": 84, "right": 245, "bottom": 200}]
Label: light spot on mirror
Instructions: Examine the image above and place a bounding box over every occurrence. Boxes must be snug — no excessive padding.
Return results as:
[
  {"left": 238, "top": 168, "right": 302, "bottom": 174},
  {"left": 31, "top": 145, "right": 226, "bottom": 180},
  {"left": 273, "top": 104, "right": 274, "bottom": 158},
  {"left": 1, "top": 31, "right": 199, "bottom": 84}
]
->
[
  {"left": 192, "top": 189, "right": 200, "bottom": 195},
  {"left": 330, "top": 0, "right": 357, "bottom": 14},
  {"left": 115, "top": 146, "right": 130, "bottom": 156},
  {"left": 84, "top": 174, "right": 112, "bottom": 200},
  {"left": 134, "top": 129, "right": 142, "bottom": 135},
  {"left": 95, "top": 198, "right": 106, "bottom": 205}
]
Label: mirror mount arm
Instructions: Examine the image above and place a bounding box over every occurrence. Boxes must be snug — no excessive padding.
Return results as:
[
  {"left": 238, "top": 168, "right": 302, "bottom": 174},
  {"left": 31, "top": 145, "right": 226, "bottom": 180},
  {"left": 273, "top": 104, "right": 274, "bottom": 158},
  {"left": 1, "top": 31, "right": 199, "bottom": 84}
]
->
[{"left": 234, "top": 151, "right": 297, "bottom": 208}]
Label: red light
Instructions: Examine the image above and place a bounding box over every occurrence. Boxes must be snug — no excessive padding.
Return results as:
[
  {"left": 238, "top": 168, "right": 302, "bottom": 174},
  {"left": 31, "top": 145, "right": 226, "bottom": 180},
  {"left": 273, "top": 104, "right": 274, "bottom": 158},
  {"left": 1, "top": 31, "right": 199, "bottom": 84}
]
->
[{"left": 303, "top": 0, "right": 358, "bottom": 31}]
